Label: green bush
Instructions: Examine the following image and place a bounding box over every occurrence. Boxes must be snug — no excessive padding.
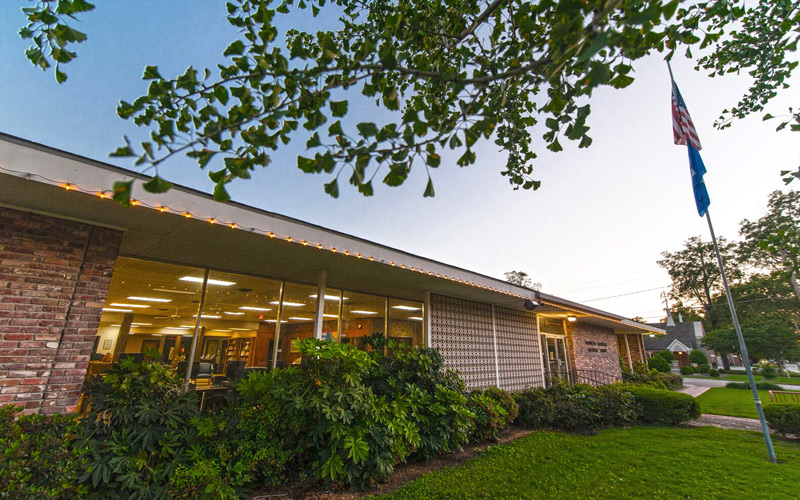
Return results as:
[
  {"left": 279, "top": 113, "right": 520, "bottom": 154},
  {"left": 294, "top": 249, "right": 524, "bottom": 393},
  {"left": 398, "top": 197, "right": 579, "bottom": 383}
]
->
[
  {"left": 708, "top": 369, "right": 720, "bottom": 377},
  {"left": 697, "top": 364, "right": 711, "bottom": 374},
  {"left": 726, "top": 381, "right": 783, "bottom": 390},
  {"left": 680, "top": 365, "right": 696, "bottom": 375},
  {"left": 647, "top": 355, "right": 671, "bottom": 373},
  {"left": 655, "top": 372, "right": 683, "bottom": 390},
  {"left": 764, "top": 404, "right": 800, "bottom": 436},
  {"left": 513, "top": 382, "right": 636, "bottom": 432},
  {"left": 0, "top": 405, "right": 85, "bottom": 499},
  {"left": 483, "top": 386, "right": 519, "bottom": 427},
  {"left": 657, "top": 350, "right": 675, "bottom": 362},
  {"left": 467, "top": 391, "right": 508, "bottom": 443},
  {"left": 626, "top": 386, "right": 700, "bottom": 425},
  {"left": 760, "top": 363, "right": 778, "bottom": 380},
  {"left": 689, "top": 350, "right": 708, "bottom": 366}
]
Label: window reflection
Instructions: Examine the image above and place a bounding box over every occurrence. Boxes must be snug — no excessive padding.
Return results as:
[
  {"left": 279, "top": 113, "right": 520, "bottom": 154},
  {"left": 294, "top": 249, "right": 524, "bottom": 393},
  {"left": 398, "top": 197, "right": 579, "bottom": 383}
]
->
[
  {"left": 341, "top": 292, "right": 387, "bottom": 351},
  {"left": 388, "top": 298, "right": 424, "bottom": 348}
]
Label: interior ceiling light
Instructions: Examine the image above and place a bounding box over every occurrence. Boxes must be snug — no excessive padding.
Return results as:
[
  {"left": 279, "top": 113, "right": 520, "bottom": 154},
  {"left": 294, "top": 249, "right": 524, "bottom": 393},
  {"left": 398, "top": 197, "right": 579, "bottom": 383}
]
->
[
  {"left": 179, "top": 325, "right": 196, "bottom": 328},
  {"left": 224, "top": 311, "right": 245, "bottom": 315},
  {"left": 322, "top": 313, "right": 338, "bottom": 318},
  {"left": 310, "top": 294, "right": 349, "bottom": 301},
  {"left": 230, "top": 328, "right": 252, "bottom": 331},
  {"left": 408, "top": 316, "right": 424, "bottom": 321},
  {"left": 102, "top": 308, "right": 133, "bottom": 313},
  {"left": 152, "top": 288, "right": 196, "bottom": 295},
  {"left": 165, "top": 327, "right": 191, "bottom": 330},
  {"left": 131, "top": 322, "right": 153, "bottom": 326},
  {"left": 289, "top": 316, "right": 314, "bottom": 321},
  {"left": 263, "top": 319, "right": 289, "bottom": 323},
  {"left": 111, "top": 303, "right": 150, "bottom": 308},
  {"left": 179, "top": 276, "right": 236, "bottom": 286},
  {"left": 351, "top": 310, "right": 378, "bottom": 315},
  {"left": 270, "top": 301, "right": 304, "bottom": 307},
  {"left": 567, "top": 316, "right": 577, "bottom": 322},
  {"left": 392, "top": 305, "right": 421, "bottom": 311},
  {"left": 194, "top": 314, "right": 221, "bottom": 319},
  {"left": 239, "top": 306, "right": 272, "bottom": 312},
  {"left": 127, "top": 296, "right": 171, "bottom": 303},
  {"left": 211, "top": 329, "right": 232, "bottom": 332},
  {"left": 110, "top": 324, "right": 122, "bottom": 327}
]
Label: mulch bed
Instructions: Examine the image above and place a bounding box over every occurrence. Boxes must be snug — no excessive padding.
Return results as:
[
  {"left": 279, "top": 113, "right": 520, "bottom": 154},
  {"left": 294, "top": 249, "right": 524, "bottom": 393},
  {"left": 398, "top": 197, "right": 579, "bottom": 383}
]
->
[{"left": 251, "top": 427, "right": 532, "bottom": 499}]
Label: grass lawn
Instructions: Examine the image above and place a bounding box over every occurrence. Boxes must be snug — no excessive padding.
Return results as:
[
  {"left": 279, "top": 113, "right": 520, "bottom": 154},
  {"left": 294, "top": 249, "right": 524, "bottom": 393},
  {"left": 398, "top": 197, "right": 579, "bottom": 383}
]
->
[
  {"left": 695, "top": 388, "right": 777, "bottom": 418},
  {"left": 375, "top": 427, "right": 800, "bottom": 500},
  {"left": 686, "top": 374, "right": 800, "bottom": 385}
]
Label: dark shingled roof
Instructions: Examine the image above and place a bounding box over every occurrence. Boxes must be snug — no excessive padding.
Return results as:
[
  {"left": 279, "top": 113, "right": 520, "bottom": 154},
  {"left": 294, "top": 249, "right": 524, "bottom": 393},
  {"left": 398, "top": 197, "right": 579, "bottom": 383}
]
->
[{"left": 643, "top": 321, "right": 702, "bottom": 351}]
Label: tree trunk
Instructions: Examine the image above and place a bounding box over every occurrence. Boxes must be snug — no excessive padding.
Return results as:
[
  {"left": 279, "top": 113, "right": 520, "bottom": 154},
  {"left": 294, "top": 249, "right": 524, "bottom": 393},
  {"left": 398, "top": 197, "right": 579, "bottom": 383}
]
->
[
  {"left": 790, "top": 272, "right": 800, "bottom": 303},
  {"left": 720, "top": 352, "right": 730, "bottom": 370}
]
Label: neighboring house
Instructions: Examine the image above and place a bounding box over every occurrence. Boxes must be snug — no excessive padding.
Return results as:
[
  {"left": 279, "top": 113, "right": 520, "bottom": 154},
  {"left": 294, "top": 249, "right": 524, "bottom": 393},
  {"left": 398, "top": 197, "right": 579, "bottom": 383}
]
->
[
  {"left": 644, "top": 319, "right": 742, "bottom": 368},
  {"left": 0, "top": 134, "right": 664, "bottom": 414}
]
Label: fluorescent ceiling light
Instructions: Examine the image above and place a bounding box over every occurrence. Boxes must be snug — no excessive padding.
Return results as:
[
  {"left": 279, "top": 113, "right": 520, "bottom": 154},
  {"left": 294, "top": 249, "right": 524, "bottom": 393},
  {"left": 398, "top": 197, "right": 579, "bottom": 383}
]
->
[
  {"left": 180, "top": 325, "right": 197, "bottom": 328},
  {"left": 239, "top": 306, "right": 272, "bottom": 312},
  {"left": 351, "top": 310, "right": 378, "bottom": 315},
  {"left": 211, "top": 329, "right": 232, "bottom": 332},
  {"left": 263, "top": 319, "right": 288, "bottom": 323},
  {"left": 179, "top": 276, "right": 236, "bottom": 286},
  {"left": 127, "top": 296, "right": 172, "bottom": 303},
  {"left": 152, "top": 288, "right": 196, "bottom": 295},
  {"left": 230, "top": 328, "right": 252, "bottom": 331},
  {"left": 322, "top": 313, "right": 338, "bottom": 318},
  {"left": 111, "top": 303, "right": 150, "bottom": 308},
  {"left": 408, "top": 316, "right": 423, "bottom": 321},
  {"left": 131, "top": 322, "right": 153, "bottom": 326},
  {"left": 270, "top": 301, "right": 304, "bottom": 307},
  {"left": 166, "top": 327, "right": 191, "bottom": 330},
  {"left": 289, "top": 316, "right": 314, "bottom": 321},
  {"left": 392, "top": 305, "right": 421, "bottom": 311},
  {"left": 310, "top": 294, "right": 349, "bottom": 301},
  {"left": 194, "top": 314, "right": 221, "bottom": 319},
  {"left": 110, "top": 324, "right": 122, "bottom": 327},
  {"left": 224, "top": 311, "right": 245, "bottom": 315},
  {"left": 103, "top": 308, "right": 133, "bottom": 313}
]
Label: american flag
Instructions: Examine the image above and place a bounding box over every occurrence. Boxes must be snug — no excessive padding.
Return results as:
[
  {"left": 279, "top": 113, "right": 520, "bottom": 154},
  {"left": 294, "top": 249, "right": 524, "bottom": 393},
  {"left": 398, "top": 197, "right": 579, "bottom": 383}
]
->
[{"left": 671, "top": 80, "right": 702, "bottom": 150}]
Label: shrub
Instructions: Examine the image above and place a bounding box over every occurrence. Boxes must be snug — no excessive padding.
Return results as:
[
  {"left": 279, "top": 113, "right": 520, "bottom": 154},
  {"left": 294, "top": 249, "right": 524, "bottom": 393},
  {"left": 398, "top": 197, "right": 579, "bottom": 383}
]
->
[
  {"left": 467, "top": 391, "right": 508, "bottom": 443},
  {"left": 764, "top": 404, "right": 800, "bottom": 436},
  {"left": 483, "top": 386, "right": 519, "bottom": 427},
  {"left": 680, "top": 365, "right": 696, "bottom": 375},
  {"left": 622, "top": 361, "right": 665, "bottom": 388},
  {"left": 697, "top": 364, "right": 711, "bottom": 374},
  {"left": 760, "top": 363, "right": 778, "bottom": 380},
  {"left": 657, "top": 350, "right": 675, "bottom": 362},
  {"left": 647, "top": 355, "right": 671, "bottom": 373},
  {"left": 655, "top": 372, "right": 683, "bottom": 390},
  {"left": 626, "top": 386, "right": 700, "bottom": 425},
  {"left": 726, "top": 381, "right": 783, "bottom": 390},
  {"left": 0, "top": 405, "right": 85, "bottom": 499},
  {"left": 708, "top": 369, "right": 720, "bottom": 377},
  {"left": 513, "top": 387, "right": 555, "bottom": 429},
  {"left": 689, "top": 350, "right": 708, "bottom": 366}
]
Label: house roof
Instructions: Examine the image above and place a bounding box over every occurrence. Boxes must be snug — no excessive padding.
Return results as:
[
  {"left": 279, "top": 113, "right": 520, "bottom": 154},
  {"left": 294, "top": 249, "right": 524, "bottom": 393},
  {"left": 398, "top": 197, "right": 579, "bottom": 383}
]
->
[
  {"left": 644, "top": 321, "right": 701, "bottom": 351},
  {"left": 0, "top": 132, "right": 663, "bottom": 336}
]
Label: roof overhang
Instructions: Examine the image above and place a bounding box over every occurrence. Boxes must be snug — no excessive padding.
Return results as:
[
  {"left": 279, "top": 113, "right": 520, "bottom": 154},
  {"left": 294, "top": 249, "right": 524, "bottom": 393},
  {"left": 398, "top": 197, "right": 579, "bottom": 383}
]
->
[{"left": 534, "top": 294, "right": 666, "bottom": 335}]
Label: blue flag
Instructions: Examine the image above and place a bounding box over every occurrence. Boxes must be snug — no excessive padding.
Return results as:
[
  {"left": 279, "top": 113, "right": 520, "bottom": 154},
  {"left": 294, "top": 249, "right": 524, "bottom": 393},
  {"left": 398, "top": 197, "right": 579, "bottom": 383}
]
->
[{"left": 687, "top": 143, "right": 710, "bottom": 216}]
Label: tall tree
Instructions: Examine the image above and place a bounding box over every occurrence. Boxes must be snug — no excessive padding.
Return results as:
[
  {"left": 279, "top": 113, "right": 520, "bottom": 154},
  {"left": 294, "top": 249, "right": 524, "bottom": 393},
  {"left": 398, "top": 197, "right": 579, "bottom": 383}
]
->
[
  {"left": 15, "top": 0, "right": 800, "bottom": 201},
  {"left": 739, "top": 190, "right": 800, "bottom": 301},
  {"left": 657, "top": 236, "right": 741, "bottom": 330},
  {"left": 704, "top": 319, "right": 800, "bottom": 365},
  {"left": 505, "top": 271, "right": 533, "bottom": 288}
]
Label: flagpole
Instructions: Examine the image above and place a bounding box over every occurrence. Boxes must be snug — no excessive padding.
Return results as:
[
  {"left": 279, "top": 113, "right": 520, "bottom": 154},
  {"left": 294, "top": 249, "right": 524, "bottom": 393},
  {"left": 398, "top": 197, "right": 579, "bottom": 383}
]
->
[{"left": 705, "top": 208, "right": 777, "bottom": 464}]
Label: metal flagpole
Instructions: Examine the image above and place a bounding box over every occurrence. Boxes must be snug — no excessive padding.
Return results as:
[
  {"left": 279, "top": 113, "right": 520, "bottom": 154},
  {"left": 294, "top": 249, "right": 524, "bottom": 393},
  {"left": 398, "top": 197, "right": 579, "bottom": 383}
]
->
[
  {"left": 184, "top": 269, "right": 210, "bottom": 392},
  {"left": 705, "top": 209, "right": 777, "bottom": 463}
]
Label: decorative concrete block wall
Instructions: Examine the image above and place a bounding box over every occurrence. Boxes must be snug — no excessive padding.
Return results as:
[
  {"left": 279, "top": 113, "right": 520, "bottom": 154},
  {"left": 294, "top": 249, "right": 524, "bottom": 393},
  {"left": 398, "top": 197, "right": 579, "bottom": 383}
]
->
[
  {"left": 429, "top": 293, "right": 544, "bottom": 390},
  {"left": 429, "top": 293, "right": 496, "bottom": 389},
  {"left": 0, "top": 207, "right": 122, "bottom": 414},
  {"left": 566, "top": 322, "right": 623, "bottom": 379}
]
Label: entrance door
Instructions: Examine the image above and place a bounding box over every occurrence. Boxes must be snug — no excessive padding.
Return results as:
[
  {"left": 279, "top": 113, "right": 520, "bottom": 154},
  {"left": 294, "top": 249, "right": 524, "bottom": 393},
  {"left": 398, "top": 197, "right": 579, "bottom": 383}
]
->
[{"left": 541, "top": 335, "right": 571, "bottom": 384}]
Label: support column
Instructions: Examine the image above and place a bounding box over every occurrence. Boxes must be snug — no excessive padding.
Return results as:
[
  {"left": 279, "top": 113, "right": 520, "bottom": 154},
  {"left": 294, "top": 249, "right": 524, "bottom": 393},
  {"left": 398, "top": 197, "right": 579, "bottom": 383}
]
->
[
  {"left": 313, "top": 270, "right": 327, "bottom": 340},
  {"left": 271, "top": 282, "right": 286, "bottom": 369},
  {"left": 638, "top": 335, "right": 647, "bottom": 362},
  {"left": 491, "top": 305, "right": 500, "bottom": 388},
  {"left": 184, "top": 269, "right": 210, "bottom": 391},
  {"left": 623, "top": 334, "right": 633, "bottom": 370},
  {"left": 111, "top": 313, "right": 134, "bottom": 361}
]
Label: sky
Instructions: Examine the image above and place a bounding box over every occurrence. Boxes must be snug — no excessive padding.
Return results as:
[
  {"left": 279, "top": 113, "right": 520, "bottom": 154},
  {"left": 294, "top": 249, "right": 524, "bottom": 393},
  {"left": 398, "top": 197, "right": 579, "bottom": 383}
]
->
[{"left": 1, "top": 2, "right": 797, "bottom": 322}]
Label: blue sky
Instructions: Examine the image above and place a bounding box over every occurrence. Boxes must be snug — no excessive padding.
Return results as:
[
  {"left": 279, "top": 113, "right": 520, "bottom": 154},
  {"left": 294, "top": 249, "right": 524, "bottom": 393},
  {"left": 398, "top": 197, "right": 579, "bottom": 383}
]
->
[{"left": 1, "top": 2, "right": 797, "bottom": 321}]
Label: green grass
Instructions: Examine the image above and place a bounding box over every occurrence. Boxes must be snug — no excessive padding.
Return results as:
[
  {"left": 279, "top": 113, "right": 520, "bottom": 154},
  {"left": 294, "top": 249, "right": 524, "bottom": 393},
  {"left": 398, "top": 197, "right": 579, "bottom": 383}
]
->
[
  {"left": 375, "top": 427, "right": 800, "bottom": 500},
  {"left": 686, "top": 374, "right": 800, "bottom": 385},
  {"left": 695, "top": 388, "right": 777, "bottom": 418}
]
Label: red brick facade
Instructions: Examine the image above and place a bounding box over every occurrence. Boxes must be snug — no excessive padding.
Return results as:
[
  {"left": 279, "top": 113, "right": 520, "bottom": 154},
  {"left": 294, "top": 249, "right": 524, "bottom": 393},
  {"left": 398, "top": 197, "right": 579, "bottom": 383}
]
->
[
  {"left": 0, "top": 207, "right": 122, "bottom": 414},
  {"left": 566, "top": 322, "right": 623, "bottom": 379},
  {"left": 617, "top": 333, "right": 646, "bottom": 367}
]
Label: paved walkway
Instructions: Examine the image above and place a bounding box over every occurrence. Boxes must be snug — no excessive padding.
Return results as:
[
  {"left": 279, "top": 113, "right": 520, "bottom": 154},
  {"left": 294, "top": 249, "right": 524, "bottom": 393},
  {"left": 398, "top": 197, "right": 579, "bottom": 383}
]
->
[
  {"left": 683, "top": 376, "right": 800, "bottom": 391},
  {"left": 676, "top": 384, "right": 710, "bottom": 397},
  {"left": 686, "top": 414, "right": 766, "bottom": 432}
]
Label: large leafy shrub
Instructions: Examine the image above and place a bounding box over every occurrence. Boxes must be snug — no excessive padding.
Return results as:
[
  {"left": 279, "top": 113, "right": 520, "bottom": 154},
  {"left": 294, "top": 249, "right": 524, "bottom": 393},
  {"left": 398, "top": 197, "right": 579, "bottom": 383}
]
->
[
  {"left": 656, "top": 372, "right": 683, "bottom": 390},
  {"left": 622, "top": 361, "right": 681, "bottom": 389},
  {"left": 657, "top": 350, "right": 675, "bottom": 362},
  {"left": 763, "top": 404, "right": 800, "bottom": 437},
  {"left": 77, "top": 358, "right": 235, "bottom": 499},
  {"left": 726, "top": 381, "right": 783, "bottom": 390},
  {"left": 708, "top": 368, "right": 720, "bottom": 377},
  {"left": 483, "top": 386, "right": 519, "bottom": 427},
  {"left": 647, "top": 355, "right": 671, "bottom": 373},
  {"left": 0, "top": 405, "right": 85, "bottom": 499},
  {"left": 689, "top": 350, "right": 708, "bottom": 366},
  {"left": 625, "top": 386, "right": 700, "bottom": 425},
  {"left": 680, "top": 365, "right": 696, "bottom": 375},
  {"left": 467, "top": 391, "right": 508, "bottom": 443},
  {"left": 759, "top": 363, "right": 778, "bottom": 380}
]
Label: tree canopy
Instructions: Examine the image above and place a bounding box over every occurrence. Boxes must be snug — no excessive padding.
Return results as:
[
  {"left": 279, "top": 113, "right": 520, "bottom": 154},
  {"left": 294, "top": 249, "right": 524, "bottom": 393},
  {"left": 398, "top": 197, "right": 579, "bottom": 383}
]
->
[
  {"left": 704, "top": 319, "right": 800, "bottom": 362},
  {"left": 16, "top": 0, "right": 800, "bottom": 202}
]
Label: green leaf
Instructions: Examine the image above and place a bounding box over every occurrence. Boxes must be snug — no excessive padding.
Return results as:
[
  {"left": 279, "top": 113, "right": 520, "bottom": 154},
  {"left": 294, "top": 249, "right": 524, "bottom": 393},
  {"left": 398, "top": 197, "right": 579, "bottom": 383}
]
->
[
  {"left": 223, "top": 40, "right": 246, "bottom": 56},
  {"left": 576, "top": 32, "right": 609, "bottom": 64},
  {"left": 357, "top": 122, "right": 378, "bottom": 137},
  {"left": 142, "top": 65, "right": 161, "bottom": 80},
  {"left": 330, "top": 100, "right": 348, "bottom": 117},
  {"left": 142, "top": 175, "right": 173, "bottom": 193},
  {"left": 213, "top": 86, "right": 229, "bottom": 105},
  {"left": 213, "top": 182, "right": 231, "bottom": 202},
  {"left": 112, "top": 180, "right": 133, "bottom": 206},
  {"left": 297, "top": 156, "right": 317, "bottom": 173},
  {"left": 358, "top": 180, "right": 374, "bottom": 196},
  {"left": 55, "top": 67, "right": 67, "bottom": 84},
  {"left": 324, "top": 178, "right": 339, "bottom": 198},
  {"left": 423, "top": 178, "right": 435, "bottom": 197}
]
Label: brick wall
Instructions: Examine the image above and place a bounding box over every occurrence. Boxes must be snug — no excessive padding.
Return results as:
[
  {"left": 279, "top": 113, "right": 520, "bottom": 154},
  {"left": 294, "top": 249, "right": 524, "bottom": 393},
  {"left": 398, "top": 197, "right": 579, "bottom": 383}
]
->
[
  {"left": 618, "top": 333, "right": 645, "bottom": 367},
  {"left": 566, "top": 322, "right": 622, "bottom": 379},
  {"left": 0, "top": 206, "right": 122, "bottom": 414}
]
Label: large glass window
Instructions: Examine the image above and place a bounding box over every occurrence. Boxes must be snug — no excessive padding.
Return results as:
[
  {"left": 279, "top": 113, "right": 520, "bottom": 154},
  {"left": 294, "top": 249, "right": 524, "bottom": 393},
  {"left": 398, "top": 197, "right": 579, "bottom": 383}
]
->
[
  {"left": 388, "top": 298, "right": 424, "bottom": 348},
  {"left": 341, "top": 292, "right": 387, "bottom": 350}
]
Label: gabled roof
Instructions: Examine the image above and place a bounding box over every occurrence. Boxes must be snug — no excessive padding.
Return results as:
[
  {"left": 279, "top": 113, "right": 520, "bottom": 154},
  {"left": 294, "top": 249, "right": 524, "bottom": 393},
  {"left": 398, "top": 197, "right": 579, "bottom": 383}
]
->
[{"left": 644, "top": 321, "right": 702, "bottom": 351}]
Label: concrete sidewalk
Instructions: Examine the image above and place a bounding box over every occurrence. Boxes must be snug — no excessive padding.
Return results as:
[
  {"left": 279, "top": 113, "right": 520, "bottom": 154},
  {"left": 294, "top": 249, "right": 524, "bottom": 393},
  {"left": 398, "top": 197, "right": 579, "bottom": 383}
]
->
[
  {"left": 676, "top": 384, "right": 710, "bottom": 397},
  {"left": 686, "top": 414, "right": 766, "bottom": 432}
]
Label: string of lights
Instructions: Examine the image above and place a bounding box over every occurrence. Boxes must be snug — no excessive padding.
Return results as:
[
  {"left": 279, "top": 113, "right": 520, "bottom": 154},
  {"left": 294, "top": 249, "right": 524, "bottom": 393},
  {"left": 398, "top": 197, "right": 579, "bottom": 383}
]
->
[{"left": 0, "top": 164, "right": 532, "bottom": 300}]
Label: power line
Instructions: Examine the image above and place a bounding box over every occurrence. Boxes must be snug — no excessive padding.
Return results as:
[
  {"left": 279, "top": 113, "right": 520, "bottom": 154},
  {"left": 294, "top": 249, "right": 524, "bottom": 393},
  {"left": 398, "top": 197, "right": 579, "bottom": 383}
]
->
[{"left": 580, "top": 286, "right": 670, "bottom": 303}]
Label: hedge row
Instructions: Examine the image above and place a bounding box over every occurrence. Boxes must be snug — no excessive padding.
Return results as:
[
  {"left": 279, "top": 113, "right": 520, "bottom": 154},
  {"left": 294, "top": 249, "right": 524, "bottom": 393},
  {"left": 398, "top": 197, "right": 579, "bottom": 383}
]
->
[{"left": 764, "top": 404, "right": 800, "bottom": 436}]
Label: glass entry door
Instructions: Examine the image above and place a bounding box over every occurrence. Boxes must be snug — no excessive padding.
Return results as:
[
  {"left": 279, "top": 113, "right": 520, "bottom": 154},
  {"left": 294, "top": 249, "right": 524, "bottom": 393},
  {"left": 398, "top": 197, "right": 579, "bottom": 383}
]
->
[{"left": 541, "top": 335, "right": 571, "bottom": 384}]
